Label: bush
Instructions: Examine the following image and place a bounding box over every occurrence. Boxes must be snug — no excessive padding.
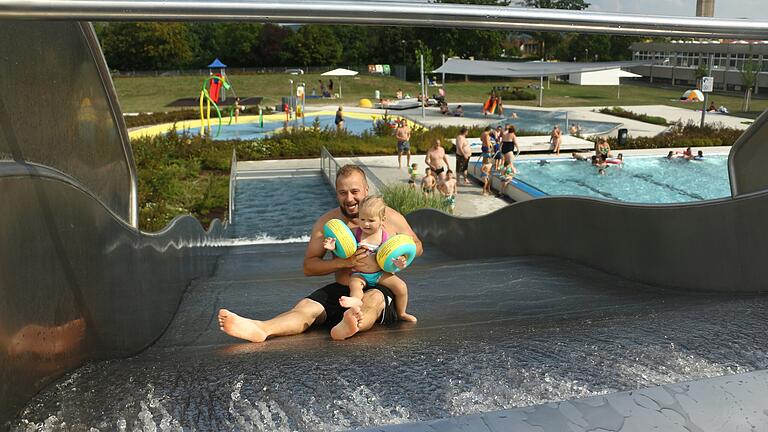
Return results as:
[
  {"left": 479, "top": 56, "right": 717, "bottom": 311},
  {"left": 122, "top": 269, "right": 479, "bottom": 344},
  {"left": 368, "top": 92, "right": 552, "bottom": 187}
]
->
[
  {"left": 598, "top": 107, "right": 669, "bottom": 126},
  {"left": 498, "top": 89, "right": 537, "bottom": 101},
  {"left": 605, "top": 120, "right": 743, "bottom": 150},
  {"left": 381, "top": 184, "right": 451, "bottom": 215}
]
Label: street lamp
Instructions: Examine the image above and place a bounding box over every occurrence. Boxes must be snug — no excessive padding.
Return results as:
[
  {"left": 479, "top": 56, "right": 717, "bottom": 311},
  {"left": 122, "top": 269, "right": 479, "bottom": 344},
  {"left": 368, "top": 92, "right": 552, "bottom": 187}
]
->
[
  {"left": 585, "top": 48, "right": 589, "bottom": 62},
  {"left": 289, "top": 79, "right": 294, "bottom": 117}
]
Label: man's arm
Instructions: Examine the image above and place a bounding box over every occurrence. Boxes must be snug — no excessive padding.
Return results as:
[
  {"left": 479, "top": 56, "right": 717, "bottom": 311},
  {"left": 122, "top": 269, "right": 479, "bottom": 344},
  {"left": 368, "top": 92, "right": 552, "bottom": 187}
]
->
[{"left": 385, "top": 207, "right": 424, "bottom": 257}]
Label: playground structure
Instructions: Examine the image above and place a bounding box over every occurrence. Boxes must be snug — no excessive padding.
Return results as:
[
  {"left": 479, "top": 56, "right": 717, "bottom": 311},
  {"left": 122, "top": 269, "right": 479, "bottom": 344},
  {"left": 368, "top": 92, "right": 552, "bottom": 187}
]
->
[
  {"left": 198, "top": 58, "right": 240, "bottom": 137},
  {"left": 482, "top": 92, "right": 503, "bottom": 116}
]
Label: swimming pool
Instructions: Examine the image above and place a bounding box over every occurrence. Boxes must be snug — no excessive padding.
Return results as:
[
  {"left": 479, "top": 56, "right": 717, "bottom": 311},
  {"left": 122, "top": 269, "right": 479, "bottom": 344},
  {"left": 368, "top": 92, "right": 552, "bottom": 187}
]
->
[
  {"left": 182, "top": 115, "right": 381, "bottom": 141},
  {"left": 233, "top": 173, "right": 337, "bottom": 241},
  {"left": 514, "top": 154, "right": 731, "bottom": 204},
  {"left": 464, "top": 106, "right": 621, "bottom": 135}
]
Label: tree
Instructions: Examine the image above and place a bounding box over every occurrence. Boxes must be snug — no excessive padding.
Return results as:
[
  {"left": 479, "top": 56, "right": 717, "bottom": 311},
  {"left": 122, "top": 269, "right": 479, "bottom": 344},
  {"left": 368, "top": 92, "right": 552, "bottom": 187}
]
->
[
  {"left": 215, "top": 23, "right": 262, "bottom": 67},
  {"left": 256, "top": 24, "right": 292, "bottom": 67},
  {"left": 740, "top": 56, "right": 760, "bottom": 112},
  {"left": 100, "top": 23, "right": 194, "bottom": 70},
  {"left": 283, "top": 26, "right": 343, "bottom": 67}
]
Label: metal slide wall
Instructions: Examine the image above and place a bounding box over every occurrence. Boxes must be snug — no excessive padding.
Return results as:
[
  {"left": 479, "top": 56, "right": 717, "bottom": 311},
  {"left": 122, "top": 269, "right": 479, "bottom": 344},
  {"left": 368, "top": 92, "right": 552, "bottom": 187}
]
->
[
  {"left": 407, "top": 188, "right": 768, "bottom": 293},
  {"left": 0, "top": 22, "right": 228, "bottom": 424}
]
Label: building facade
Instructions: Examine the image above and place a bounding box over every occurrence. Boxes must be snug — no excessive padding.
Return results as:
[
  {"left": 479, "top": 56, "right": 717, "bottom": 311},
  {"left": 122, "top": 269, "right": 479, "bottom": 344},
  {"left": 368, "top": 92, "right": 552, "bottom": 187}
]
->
[
  {"left": 696, "top": 0, "right": 715, "bottom": 17},
  {"left": 629, "top": 41, "right": 768, "bottom": 94}
]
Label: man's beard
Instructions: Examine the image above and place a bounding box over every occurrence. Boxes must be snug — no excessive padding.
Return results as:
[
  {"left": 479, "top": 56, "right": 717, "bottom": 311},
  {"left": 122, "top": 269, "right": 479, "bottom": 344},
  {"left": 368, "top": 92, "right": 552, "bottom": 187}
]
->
[{"left": 339, "top": 203, "right": 358, "bottom": 220}]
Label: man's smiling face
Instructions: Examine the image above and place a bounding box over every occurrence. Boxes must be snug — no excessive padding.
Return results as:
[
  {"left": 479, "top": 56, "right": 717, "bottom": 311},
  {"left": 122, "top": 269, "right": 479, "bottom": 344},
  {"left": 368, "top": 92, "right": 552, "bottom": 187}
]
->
[{"left": 336, "top": 171, "right": 369, "bottom": 220}]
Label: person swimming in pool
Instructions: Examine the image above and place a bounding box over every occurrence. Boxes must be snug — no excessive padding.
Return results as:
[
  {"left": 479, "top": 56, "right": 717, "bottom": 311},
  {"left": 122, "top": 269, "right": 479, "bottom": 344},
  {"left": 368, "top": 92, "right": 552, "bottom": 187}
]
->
[
  {"left": 323, "top": 196, "right": 417, "bottom": 322},
  {"left": 218, "top": 165, "right": 423, "bottom": 342}
]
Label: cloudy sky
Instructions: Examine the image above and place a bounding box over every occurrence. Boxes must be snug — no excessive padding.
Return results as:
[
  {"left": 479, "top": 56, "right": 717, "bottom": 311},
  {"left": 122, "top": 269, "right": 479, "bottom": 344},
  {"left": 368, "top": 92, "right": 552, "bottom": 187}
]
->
[{"left": 586, "top": 0, "right": 768, "bottom": 19}]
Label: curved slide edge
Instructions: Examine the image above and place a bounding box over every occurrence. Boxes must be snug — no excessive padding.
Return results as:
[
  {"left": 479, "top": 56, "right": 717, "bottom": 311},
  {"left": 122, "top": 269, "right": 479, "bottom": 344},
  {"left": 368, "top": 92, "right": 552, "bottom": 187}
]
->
[
  {"left": 407, "top": 191, "right": 768, "bottom": 293},
  {"left": 0, "top": 163, "right": 229, "bottom": 426},
  {"left": 362, "top": 369, "right": 768, "bottom": 431},
  {"left": 729, "top": 108, "right": 768, "bottom": 197}
]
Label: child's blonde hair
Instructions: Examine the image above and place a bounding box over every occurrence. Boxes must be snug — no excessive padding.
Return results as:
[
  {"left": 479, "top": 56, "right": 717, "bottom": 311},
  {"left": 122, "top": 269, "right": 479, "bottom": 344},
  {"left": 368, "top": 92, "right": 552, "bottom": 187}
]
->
[{"left": 359, "top": 196, "right": 387, "bottom": 219}]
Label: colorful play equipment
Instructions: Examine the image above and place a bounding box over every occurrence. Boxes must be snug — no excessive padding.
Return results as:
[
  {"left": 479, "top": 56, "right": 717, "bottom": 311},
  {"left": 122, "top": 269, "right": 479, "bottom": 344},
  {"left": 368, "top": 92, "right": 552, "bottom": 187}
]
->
[
  {"left": 482, "top": 95, "right": 502, "bottom": 115},
  {"left": 199, "top": 58, "right": 239, "bottom": 137},
  {"left": 359, "top": 98, "right": 373, "bottom": 108}
]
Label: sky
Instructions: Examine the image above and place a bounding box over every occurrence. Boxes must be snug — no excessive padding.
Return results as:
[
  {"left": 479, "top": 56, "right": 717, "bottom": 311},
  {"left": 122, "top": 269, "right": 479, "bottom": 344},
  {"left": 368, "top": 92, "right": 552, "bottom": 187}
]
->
[{"left": 586, "top": 0, "right": 768, "bottom": 20}]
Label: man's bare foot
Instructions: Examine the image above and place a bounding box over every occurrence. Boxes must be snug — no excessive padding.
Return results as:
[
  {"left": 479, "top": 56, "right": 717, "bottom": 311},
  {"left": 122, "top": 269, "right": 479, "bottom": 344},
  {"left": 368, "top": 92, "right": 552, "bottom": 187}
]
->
[
  {"left": 339, "top": 296, "right": 363, "bottom": 309},
  {"left": 330, "top": 307, "right": 363, "bottom": 340},
  {"left": 398, "top": 313, "right": 418, "bottom": 322},
  {"left": 218, "top": 309, "right": 268, "bottom": 343}
]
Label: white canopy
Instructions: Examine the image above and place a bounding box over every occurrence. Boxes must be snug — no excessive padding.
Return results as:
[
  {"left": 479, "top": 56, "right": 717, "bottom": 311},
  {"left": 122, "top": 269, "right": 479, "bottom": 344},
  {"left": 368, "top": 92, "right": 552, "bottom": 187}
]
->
[
  {"left": 321, "top": 68, "right": 359, "bottom": 77},
  {"left": 320, "top": 68, "right": 358, "bottom": 97}
]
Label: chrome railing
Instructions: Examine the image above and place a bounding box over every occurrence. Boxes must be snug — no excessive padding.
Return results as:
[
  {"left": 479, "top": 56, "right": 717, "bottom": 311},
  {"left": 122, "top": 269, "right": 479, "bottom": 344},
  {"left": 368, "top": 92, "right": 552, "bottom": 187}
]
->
[
  {"left": 320, "top": 146, "right": 341, "bottom": 191},
  {"left": 2, "top": 1, "right": 768, "bottom": 39},
  {"left": 228, "top": 148, "right": 237, "bottom": 223}
]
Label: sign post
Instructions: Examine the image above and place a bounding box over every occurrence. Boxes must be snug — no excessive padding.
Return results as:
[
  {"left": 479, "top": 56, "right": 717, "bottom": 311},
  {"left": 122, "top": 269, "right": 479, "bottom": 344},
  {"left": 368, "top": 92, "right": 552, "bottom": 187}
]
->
[{"left": 700, "top": 75, "right": 714, "bottom": 128}]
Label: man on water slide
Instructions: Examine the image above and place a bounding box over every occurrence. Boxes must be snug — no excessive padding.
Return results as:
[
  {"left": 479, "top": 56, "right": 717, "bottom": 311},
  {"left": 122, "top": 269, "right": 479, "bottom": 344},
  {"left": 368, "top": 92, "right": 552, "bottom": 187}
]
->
[{"left": 218, "top": 165, "right": 423, "bottom": 342}]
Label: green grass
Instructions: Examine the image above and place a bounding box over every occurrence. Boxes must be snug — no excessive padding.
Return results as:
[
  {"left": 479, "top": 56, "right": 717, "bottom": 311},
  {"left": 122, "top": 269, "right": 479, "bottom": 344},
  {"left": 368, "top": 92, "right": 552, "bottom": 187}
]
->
[
  {"left": 381, "top": 184, "right": 451, "bottom": 215},
  {"left": 114, "top": 73, "right": 768, "bottom": 117}
]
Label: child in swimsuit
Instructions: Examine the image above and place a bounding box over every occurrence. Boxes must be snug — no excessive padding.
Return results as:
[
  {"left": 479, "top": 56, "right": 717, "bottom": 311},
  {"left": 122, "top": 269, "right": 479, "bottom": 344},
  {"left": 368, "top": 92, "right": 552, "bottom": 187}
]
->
[
  {"left": 422, "top": 168, "right": 436, "bottom": 197},
  {"left": 496, "top": 159, "right": 517, "bottom": 197},
  {"left": 481, "top": 162, "right": 492, "bottom": 196},
  {"left": 323, "top": 196, "right": 417, "bottom": 322},
  {"left": 438, "top": 170, "right": 458, "bottom": 214},
  {"left": 408, "top": 163, "right": 419, "bottom": 188}
]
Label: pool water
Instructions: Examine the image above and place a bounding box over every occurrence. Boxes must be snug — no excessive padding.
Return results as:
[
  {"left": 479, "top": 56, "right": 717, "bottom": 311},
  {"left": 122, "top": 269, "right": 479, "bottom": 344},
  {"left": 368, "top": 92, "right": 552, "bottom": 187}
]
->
[
  {"left": 464, "top": 106, "right": 621, "bottom": 135},
  {"left": 184, "top": 115, "right": 381, "bottom": 141},
  {"left": 515, "top": 154, "right": 731, "bottom": 203},
  {"left": 233, "top": 173, "right": 337, "bottom": 241}
]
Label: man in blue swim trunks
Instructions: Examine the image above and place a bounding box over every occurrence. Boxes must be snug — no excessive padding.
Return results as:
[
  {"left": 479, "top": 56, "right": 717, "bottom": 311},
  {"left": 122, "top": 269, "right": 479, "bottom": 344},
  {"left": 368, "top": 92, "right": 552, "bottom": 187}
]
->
[
  {"left": 395, "top": 120, "right": 412, "bottom": 169},
  {"left": 218, "top": 165, "right": 423, "bottom": 342}
]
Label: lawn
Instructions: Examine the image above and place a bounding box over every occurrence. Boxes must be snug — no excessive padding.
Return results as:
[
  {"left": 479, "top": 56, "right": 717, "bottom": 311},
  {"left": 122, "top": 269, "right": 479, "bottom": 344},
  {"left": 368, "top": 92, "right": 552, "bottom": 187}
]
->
[{"left": 113, "top": 73, "right": 768, "bottom": 118}]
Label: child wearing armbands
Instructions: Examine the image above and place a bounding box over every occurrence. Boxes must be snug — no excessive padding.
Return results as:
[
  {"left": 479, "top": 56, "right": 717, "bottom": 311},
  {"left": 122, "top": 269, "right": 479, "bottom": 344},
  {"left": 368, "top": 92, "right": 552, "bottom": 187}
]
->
[{"left": 323, "top": 196, "right": 417, "bottom": 322}]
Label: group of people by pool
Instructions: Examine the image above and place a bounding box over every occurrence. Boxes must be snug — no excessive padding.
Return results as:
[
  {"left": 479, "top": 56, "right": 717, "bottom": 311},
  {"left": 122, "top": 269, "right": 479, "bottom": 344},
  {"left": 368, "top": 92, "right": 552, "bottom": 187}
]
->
[
  {"left": 666, "top": 147, "right": 705, "bottom": 161},
  {"left": 470, "top": 124, "right": 520, "bottom": 197},
  {"left": 219, "top": 165, "right": 423, "bottom": 342}
]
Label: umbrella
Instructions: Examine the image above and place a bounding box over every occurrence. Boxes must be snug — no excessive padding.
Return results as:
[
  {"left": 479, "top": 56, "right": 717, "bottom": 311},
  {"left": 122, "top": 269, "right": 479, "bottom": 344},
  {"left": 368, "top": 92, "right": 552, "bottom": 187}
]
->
[{"left": 320, "top": 68, "right": 358, "bottom": 98}]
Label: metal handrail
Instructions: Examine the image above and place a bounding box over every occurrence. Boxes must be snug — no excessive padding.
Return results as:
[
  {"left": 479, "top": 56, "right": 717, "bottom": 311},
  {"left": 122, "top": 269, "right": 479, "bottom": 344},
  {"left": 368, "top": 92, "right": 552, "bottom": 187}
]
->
[
  {"left": 320, "top": 146, "right": 340, "bottom": 191},
  {"left": 3, "top": 0, "right": 768, "bottom": 39},
  {"left": 228, "top": 148, "right": 237, "bottom": 223}
]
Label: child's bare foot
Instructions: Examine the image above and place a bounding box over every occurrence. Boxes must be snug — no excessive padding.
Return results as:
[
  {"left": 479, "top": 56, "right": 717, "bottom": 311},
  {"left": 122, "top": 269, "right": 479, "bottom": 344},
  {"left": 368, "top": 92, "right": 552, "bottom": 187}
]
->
[
  {"left": 330, "top": 307, "right": 362, "bottom": 340},
  {"left": 398, "top": 312, "right": 418, "bottom": 322},
  {"left": 218, "top": 309, "right": 268, "bottom": 343},
  {"left": 339, "top": 296, "right": 363, "bottom": 309}
]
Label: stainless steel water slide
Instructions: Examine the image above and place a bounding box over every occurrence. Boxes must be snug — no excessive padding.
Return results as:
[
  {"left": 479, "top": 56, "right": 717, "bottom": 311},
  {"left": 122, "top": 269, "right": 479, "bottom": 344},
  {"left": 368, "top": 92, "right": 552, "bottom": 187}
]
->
[{"left": 2, "top": 3, "right": 768, "bottom": 430}]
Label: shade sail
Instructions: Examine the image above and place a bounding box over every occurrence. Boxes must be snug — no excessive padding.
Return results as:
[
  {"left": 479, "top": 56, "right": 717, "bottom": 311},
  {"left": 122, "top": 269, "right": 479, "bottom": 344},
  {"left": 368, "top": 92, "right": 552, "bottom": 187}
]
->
[
  {"left": 321, "top": 68, "right": 359, "bottom": 76},
  {"left": 433, "top": 58, "right": 646, "bottom": 78}
]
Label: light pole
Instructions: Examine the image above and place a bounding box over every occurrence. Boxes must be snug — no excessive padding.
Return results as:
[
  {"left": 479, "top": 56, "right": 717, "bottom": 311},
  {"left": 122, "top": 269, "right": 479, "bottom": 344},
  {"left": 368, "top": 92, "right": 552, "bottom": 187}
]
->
[
  {"left": 585, "top": 49, "right": 589, "bottom": 62},
  {"left": 289, "top": 79, "right": 294, "bottom": 121}
]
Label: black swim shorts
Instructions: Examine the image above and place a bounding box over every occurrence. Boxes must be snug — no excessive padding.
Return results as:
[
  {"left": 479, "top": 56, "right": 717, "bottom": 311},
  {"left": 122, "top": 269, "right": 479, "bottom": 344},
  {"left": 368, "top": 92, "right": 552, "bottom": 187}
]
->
[
  {"left": 430, "top": 166, "right": 446, "bottom": 175},
  {"left": 306, "top": 282, "right": 349, "bottom": 326},
  {"left": 305, "top": 282, "right": 398, "bottom": 326},
  {"left": 364, "top": 285, "right": 398, "bottom": 325}
]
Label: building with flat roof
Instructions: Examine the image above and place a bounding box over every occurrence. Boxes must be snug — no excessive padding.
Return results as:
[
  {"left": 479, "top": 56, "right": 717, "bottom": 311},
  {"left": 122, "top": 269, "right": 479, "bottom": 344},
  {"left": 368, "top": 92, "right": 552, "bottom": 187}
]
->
[{"left": 629, "top": 40, "right": 768, "bottom": 94}]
